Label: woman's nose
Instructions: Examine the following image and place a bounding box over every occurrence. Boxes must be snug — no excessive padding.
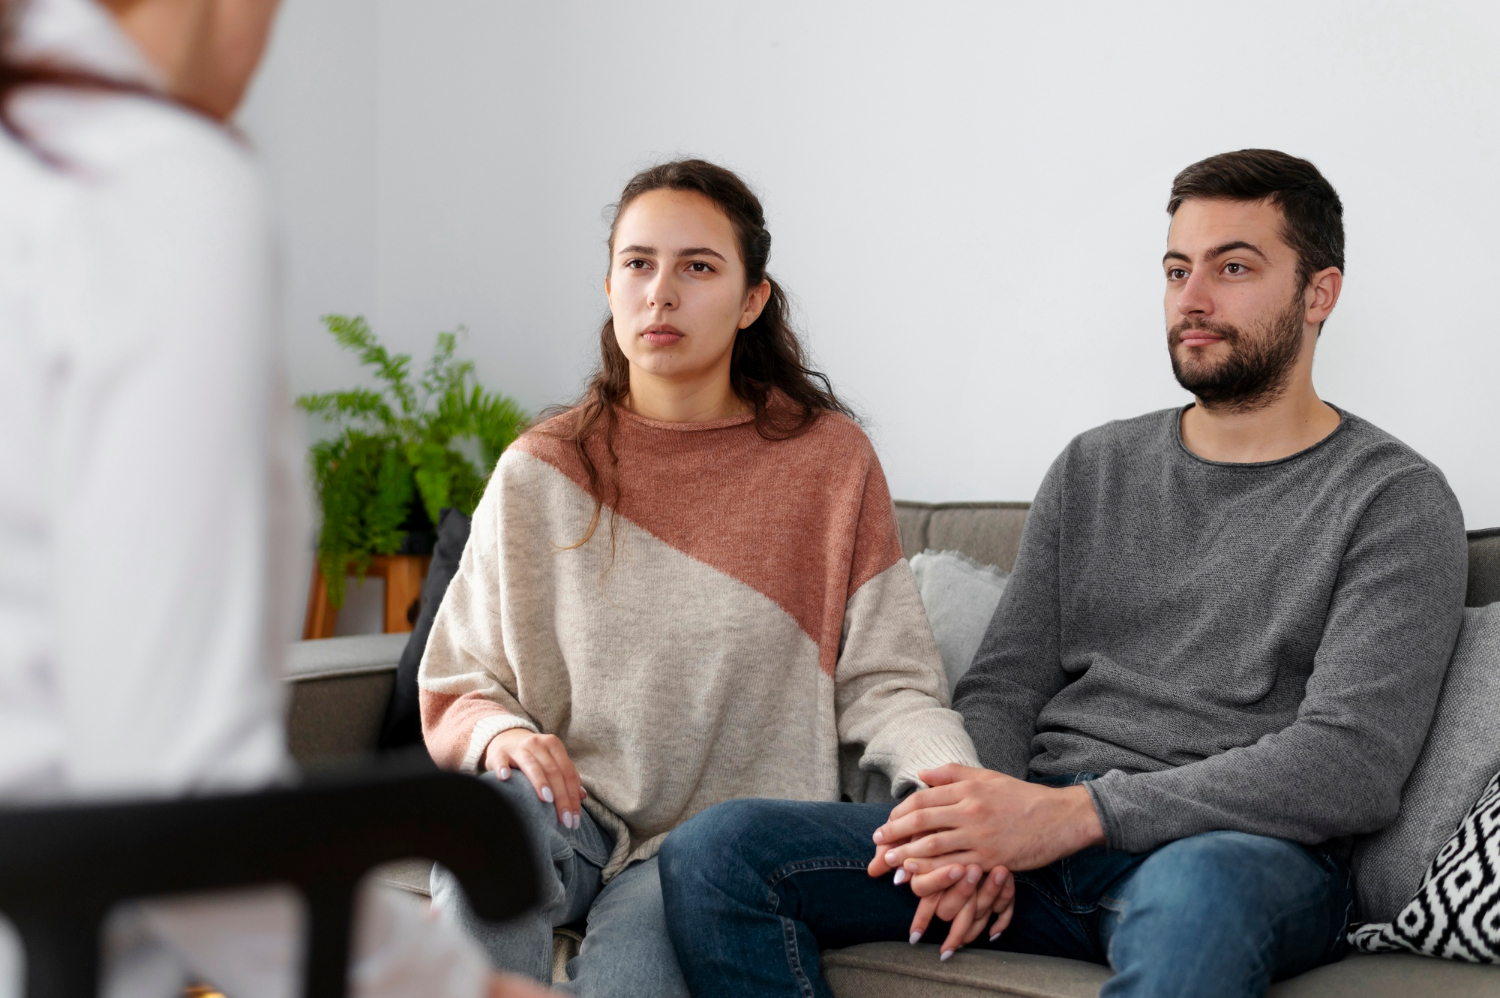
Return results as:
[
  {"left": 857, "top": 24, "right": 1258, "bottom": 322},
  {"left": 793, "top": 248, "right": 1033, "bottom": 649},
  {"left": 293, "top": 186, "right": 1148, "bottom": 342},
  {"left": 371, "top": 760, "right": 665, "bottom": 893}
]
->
[{"left": 647, "top": 271, "right": 677, "bottom": 310}]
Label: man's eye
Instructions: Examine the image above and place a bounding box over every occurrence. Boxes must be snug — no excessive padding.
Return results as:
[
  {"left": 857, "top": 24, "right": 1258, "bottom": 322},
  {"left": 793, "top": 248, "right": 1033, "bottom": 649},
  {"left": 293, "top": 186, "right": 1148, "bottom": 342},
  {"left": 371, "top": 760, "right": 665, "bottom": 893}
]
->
[
  {"left": 1225, "top": 263, "right": 1244, "bottom": 275},
  {"left": 1167, "top": 268, "right": 1187, "bottom": 280}
]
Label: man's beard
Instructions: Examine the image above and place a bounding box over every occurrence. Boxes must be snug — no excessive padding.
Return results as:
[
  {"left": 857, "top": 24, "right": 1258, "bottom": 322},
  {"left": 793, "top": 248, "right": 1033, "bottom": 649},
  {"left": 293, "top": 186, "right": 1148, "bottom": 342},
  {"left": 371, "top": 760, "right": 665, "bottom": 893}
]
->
[{"left": 1168, "top": 294, "right": 1305, "bottom": 413}]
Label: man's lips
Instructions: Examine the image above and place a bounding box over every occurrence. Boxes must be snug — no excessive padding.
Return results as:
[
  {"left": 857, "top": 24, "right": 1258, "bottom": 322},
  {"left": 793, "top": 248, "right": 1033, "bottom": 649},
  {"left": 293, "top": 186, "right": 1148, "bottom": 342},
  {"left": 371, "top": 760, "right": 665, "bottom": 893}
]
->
[
  {"left": 1179, "top": 332, "right": 1225, "bottom": 348},
  {"left": 641, "top": 325, "right": 684, "bottom": 345}
]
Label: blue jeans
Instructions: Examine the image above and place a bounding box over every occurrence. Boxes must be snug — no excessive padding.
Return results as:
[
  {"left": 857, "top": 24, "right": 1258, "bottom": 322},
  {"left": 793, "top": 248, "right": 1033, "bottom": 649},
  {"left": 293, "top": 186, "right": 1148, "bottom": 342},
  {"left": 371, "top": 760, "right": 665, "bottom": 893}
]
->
[
  {"left": 430, "top": 772, "right": 689, "bottom": 998},
  {"left": 658, "top": 776, "right": 1352, "bottom": 998}
]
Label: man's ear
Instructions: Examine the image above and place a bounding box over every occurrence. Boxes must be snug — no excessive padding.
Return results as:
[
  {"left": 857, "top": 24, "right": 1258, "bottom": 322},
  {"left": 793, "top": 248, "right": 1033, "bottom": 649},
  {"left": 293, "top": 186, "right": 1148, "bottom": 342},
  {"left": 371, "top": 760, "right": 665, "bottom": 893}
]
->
[
  {"left": 1305, "top": 267, "right": 1342, "bottom": 327},
  {"left": 739, "top": 280, "right": 772, "bottom": 329}
]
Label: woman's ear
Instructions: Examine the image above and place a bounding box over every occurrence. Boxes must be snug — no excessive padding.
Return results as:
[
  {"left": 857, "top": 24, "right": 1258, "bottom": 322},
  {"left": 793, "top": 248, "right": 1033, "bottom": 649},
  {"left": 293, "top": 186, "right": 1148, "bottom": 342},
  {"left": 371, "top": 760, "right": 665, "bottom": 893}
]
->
[{"left": 739, "top": 280, "right": 771, "bottom": 329}]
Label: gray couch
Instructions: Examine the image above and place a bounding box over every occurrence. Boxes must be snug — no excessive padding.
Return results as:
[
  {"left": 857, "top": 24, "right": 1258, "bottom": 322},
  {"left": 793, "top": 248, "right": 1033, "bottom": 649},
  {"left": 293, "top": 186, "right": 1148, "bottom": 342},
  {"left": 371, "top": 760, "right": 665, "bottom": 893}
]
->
[{"left": 285, "top": 501, "right": 1500, "bottom": 997}]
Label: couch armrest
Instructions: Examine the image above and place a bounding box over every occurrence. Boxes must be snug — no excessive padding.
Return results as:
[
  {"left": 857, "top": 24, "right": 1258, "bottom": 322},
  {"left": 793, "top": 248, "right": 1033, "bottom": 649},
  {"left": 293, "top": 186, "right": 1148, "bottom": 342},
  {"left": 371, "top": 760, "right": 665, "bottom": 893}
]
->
[{"left": 284, "top": 634, "right": 408, "bottom": 765}]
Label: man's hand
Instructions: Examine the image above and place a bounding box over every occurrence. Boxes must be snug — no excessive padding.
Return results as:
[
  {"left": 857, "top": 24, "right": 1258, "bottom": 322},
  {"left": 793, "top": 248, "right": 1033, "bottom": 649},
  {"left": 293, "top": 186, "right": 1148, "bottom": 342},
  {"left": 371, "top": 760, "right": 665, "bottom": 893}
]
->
[
  {"left": 483, "top": 729, "right": 585, "bottom": 829},
  {"left": 872, "top": 765, "right": 1105, "bottom": 877}
]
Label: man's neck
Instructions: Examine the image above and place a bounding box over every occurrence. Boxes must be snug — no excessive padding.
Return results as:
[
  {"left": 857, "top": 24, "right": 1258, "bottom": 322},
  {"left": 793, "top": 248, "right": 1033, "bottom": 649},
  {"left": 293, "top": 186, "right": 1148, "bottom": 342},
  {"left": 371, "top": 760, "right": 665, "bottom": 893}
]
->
[{"left": 1179, "top": 382, "right": 1341, "bottom": 464}]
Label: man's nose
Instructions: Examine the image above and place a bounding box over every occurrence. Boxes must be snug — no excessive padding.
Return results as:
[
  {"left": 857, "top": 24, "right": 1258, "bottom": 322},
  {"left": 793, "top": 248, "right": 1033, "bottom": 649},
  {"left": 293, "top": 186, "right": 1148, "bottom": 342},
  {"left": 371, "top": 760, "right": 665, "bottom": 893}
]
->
[{"left": 1176, "top": 269, "right": 1213, "bottom": 316}]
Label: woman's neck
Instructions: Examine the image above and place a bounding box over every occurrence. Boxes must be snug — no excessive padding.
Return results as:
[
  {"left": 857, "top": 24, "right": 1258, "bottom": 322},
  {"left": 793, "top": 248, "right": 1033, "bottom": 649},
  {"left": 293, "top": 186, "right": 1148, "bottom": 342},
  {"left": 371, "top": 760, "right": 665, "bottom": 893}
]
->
[{"left": 623, "top": 369, "right": 749, "bottom": 423}]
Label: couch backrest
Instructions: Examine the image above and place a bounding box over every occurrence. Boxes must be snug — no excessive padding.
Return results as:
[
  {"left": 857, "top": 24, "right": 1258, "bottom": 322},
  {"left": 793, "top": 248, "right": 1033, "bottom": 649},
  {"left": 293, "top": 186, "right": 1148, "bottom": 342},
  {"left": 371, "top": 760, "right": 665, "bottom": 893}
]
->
[{"left": 895, "top": 501, "right": 1500, "bottom": 608}]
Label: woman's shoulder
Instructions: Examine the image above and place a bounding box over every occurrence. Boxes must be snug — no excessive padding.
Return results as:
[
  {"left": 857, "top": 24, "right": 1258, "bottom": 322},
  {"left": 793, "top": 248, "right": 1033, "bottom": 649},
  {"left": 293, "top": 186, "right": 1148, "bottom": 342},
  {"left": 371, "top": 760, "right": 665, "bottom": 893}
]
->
[
  {"left": 783, "top": 406, "right": 878, "bottom": 467},
  {"left": 495, "top": 407, "right": 588, "bottom": 479}
]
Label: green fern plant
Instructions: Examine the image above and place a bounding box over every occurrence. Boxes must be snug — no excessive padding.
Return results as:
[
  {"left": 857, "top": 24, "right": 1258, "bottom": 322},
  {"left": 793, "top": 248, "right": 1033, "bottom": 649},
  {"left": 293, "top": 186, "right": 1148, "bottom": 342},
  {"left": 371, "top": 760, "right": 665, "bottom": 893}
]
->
[{"left": 298, "top": 314, "right": 528, "bottom": 608}]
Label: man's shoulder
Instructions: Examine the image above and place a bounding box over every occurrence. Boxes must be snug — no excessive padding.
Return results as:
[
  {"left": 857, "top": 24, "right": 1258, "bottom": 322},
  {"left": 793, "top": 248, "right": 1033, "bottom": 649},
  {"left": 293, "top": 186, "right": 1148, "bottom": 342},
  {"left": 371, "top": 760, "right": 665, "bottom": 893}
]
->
[
  {"left": 1054, "top": 408, "right": 1180, "bottom": 468},
  {"left": 1328, "top": 409, "right": 1447, "bottom": 481}
]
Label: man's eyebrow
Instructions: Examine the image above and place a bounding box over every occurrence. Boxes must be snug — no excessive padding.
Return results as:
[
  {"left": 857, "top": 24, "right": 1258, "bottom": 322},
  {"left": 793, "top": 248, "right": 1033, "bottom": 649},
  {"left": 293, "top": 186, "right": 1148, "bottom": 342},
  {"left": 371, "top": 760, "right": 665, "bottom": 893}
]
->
[
  {"left": 1208, "top": 240, "right": 1268, "bottom": 260},
  {"left": 1161, "top": 241, "right": 1269, "bottom": 266}
]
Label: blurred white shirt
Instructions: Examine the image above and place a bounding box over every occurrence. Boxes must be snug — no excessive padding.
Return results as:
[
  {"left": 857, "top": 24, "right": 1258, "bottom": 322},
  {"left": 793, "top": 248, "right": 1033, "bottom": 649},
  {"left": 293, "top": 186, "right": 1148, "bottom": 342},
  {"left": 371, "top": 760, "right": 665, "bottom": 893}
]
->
[{"left": 0, "top": 1, "right": 490, "bottom": 995}]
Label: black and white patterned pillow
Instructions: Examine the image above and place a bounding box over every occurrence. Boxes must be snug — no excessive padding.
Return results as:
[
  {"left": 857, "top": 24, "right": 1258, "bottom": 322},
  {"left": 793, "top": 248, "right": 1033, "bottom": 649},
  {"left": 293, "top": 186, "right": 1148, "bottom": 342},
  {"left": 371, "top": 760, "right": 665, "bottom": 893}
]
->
[{"left": 1349, "top": 769, "right": 1500, "bottom": 963}]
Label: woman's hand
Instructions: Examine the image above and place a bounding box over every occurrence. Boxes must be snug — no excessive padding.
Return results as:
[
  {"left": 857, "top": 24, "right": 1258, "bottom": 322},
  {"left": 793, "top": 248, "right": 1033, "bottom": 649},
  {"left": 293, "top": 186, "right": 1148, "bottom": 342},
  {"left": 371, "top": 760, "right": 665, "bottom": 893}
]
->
[
  {"left": 487, "top": 971, "right": 556, "bottom": 996},
  {"left": 484, "top": 729, "right": 586, "bottom": 829},
  {"left": 906, "top": 864, "right": 1016, "bottom": 960}
]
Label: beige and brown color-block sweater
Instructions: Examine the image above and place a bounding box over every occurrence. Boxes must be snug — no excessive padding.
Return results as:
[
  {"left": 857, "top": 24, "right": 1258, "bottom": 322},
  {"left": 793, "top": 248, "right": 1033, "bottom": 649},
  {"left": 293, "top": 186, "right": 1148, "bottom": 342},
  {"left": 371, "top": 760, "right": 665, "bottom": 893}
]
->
[{"left": 419, "top": 403, "right": 978, "bottom": 878}]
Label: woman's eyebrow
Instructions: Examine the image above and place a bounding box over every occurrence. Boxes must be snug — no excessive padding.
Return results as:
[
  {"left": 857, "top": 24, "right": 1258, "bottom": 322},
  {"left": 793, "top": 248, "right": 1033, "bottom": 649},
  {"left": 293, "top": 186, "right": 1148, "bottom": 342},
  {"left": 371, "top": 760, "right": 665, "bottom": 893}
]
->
[
  {"left": 616, "top": 244, "right": 656, "bottom": 256},
  {"left": 676, "top": 247, "right": 727, "bottom": 261}
]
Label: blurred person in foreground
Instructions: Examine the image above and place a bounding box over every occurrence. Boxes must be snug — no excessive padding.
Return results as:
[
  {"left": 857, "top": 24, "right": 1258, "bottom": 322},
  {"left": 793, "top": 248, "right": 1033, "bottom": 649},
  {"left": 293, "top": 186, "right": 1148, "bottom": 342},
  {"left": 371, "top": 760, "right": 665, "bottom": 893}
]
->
[
  {"left": 0, "top": 0, "right": 549, "bottom": 995},
  {"left": 659, "top": 150, "right": 1469, "bottom": 998}
]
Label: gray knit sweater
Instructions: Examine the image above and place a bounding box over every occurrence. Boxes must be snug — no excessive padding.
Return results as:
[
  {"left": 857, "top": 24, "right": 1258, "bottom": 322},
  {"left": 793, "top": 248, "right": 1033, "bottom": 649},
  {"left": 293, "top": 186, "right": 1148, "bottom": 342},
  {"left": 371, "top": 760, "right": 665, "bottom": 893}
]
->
[{"left": 953, "top": 406, "right": 1468, "bottom": 854}]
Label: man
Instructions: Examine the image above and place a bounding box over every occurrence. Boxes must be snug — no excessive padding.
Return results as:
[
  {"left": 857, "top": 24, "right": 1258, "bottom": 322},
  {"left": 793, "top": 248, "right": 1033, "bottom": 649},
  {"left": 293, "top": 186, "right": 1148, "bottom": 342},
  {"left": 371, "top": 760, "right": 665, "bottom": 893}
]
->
[{"left": 656, "top": 150, "right": 1469, "bottom": 998}]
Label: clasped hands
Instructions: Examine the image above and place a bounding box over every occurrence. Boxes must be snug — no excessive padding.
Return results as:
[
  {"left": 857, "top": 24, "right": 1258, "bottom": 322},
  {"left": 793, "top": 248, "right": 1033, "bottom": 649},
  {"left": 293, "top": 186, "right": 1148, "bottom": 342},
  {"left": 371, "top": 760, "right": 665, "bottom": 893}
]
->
[{"left": 866, "top": 765, "right": 1106, "bottom": 959}]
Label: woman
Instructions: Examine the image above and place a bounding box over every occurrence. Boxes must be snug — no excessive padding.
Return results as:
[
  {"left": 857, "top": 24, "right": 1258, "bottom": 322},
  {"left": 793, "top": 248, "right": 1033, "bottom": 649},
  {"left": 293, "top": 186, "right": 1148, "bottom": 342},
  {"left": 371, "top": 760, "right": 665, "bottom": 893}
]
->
[
  {"left": 419, "top": 160, "right": 981, "bottom": 994},
  {"left": 0, "top": 0, "right": 545, "bottom": 995}
]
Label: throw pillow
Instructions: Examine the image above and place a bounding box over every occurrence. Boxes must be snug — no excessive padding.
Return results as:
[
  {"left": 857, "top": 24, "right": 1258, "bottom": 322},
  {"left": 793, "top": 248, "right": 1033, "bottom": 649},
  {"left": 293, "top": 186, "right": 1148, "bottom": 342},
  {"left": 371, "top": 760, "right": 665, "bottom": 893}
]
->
[
  {"left": 1351, "top": 602, "right": 1500, "bottom": 922},
  {"left": 377, "top": 507, "right": 472, "bottom": 750},
  {"left": 909, "top": 549, "right": 1010, "bottom": 695},
  {"left": 1348, "top": 768, "right": 1500, "bottom": 963}
]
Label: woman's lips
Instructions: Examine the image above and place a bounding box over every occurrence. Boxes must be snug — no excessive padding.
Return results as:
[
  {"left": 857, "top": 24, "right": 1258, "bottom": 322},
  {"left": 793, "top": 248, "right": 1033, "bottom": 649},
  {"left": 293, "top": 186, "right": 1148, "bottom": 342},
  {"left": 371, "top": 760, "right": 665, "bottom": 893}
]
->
[{"left": 641, "top": 327, "right": 684, "bottom": 346}]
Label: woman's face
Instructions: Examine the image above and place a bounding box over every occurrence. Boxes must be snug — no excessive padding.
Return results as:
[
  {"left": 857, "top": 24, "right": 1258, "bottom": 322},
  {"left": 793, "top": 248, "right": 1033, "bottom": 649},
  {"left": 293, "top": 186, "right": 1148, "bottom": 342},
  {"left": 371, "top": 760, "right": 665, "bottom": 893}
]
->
[{"left": 606, "top": 189, "right": 769, "bottom": 392}]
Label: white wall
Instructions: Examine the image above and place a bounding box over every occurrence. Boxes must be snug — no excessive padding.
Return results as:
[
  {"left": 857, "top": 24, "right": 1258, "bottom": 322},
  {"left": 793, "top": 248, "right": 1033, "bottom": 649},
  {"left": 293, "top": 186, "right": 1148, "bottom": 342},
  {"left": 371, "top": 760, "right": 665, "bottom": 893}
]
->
[{"left": 240, "top": 1, "right": 1500, "bottom": 528}]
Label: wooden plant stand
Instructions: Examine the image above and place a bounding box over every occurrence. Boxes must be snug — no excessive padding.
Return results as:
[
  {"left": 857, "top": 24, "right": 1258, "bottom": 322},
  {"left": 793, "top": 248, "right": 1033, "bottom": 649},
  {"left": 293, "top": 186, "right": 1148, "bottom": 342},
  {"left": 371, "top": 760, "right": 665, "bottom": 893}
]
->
[{"left": 302, "top": 554, "right": 432, "bottom": 640}]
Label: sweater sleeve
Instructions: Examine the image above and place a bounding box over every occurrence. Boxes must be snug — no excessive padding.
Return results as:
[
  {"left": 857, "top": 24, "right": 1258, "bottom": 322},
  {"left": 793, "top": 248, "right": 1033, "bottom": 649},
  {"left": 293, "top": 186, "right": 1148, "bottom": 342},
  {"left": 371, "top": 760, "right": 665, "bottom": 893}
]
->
[
  {"left": 1086, "top": 468, "right": 1469, "bottom": 852},
  {"left": 835, "top": 458, "right": 979, "bottom": 796},
  {"left": 418, "top": 458, "right": 539, "bottom": 773},
  {"left": 952, "top": 453, "right": 1071, "bottom": 779}
]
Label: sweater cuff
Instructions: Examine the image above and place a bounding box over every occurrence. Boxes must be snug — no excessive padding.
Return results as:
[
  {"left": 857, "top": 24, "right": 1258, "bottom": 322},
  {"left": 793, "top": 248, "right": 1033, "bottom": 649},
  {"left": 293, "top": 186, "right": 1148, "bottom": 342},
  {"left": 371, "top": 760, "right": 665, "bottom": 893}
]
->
[
  {"left": 888, "top": 729, "right": 983, "bottom": 798},
  {"left": 459, "top": 712, "right": 539, "bottom": 774}
]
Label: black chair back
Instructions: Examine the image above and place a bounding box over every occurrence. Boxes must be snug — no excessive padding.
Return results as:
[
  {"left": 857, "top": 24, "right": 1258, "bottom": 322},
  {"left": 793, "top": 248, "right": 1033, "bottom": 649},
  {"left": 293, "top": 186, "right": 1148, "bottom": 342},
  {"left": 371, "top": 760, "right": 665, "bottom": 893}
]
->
[{"left": 0, "top": 764, "right": 536, "bottom": 998}]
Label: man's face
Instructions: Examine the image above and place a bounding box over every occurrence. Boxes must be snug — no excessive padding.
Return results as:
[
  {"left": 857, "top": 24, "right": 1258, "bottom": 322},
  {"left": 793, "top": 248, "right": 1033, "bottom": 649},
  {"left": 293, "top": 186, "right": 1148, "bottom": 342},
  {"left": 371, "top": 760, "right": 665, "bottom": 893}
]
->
[{"left": 1163, "top": 198, "right": 1312, "bottom": 412}]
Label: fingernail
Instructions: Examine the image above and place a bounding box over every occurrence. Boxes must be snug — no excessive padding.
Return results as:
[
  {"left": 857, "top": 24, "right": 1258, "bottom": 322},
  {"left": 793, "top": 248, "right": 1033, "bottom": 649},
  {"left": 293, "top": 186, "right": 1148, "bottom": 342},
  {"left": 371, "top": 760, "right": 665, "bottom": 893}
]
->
[
  {"left": 893, "top": 869, "right": 910, "bottom": 885},
  {"left": 569, "top": 811, "right": 579, "bottom": 829},
  {"left": 498, "top": 766, "right": 510, "bottom": 780},
  {"left": 541, "top": 786, "right": 554, "bottom": 803},
  {"left": 580, "top": 788, "right": 587, "bottom": 798},
  {"left": 873, "top": 830, "right": 884, "bottom": 844},
  {"left": 949, "top": 867, "right": 963, "bottom": 880},
  {"left": 560, "top": 811, "right": 571, "bottom": 828},
  {"left": 908, "top": 931, "right": 921, "bottom": 945},
  {"left": 940, "top": 950, "right": 953, "bottom": 962},
  {"left": 966, "top": 868, "right": 981, "bottom": 885},
  {"left": 884, "top": 851, "right": 899, "bottom": 865},
  {"left": 989, "top": 931, "right": 1003, "bottom": 942}
]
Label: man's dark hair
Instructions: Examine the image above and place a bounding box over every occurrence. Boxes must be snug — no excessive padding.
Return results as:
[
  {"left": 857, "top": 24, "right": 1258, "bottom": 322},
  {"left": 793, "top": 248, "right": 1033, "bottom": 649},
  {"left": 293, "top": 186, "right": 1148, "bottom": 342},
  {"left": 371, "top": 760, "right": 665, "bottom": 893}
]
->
[{"left": 1168, "top": 149, "right": 1344, "bottom": 289}]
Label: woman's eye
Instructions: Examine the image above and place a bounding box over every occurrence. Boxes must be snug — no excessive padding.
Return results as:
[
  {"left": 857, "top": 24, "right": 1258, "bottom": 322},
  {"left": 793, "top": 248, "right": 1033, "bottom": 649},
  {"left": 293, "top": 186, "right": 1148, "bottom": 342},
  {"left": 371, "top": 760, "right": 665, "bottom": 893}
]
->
[
  {"left": 687, "top": 261, "right": 714, "bottom": 273},
  {"left": 625, "top": 259, "right": 648, "bottom": 270}
]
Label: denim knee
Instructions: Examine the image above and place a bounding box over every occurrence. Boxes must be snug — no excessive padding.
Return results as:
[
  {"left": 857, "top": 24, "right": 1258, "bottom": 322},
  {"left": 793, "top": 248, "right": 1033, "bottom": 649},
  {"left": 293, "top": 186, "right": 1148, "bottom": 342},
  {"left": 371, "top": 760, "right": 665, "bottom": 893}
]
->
[{"left": 660, "top": 798, "right": 767, "bottom": 881}]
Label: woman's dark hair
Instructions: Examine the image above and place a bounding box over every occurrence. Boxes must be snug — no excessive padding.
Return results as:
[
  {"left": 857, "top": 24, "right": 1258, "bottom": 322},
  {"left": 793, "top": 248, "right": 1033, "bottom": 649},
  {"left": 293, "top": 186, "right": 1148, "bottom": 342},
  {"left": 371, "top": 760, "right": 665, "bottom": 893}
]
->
[
  {"left": 1, "top": 0, "right": 164, "bottom": 163},
  {"left": 1168, "top": 149, "right": 1344, "bottom": 290},
  {"left": 552, "top": 158, "right": 854, "bottom": 547}
]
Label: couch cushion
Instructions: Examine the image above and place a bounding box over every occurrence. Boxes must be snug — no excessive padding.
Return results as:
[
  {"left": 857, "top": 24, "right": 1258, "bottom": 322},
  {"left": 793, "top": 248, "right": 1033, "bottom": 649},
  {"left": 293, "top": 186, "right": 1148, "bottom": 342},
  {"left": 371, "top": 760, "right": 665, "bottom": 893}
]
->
[
  {"left": 1469, "top": 528, "right": 1500, "bottom": 608},
  {"left": 894, "top": 502, "right": 1030, "bottom": 573},
  {"left": 1350, "top": 766, "right": 1500, "bottom": 962},
  {"left": 1351, "top": 602, "right": 1500, "bottom": 923},
  {"left": 823, "top": 944, "right": 1500, "bottom": 997},
  {"left": 379, "top": 506, "right": 472, "bottom": 749},
  {"left": 910, "top": 550, "right": 1009, "bottom": 693}
]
